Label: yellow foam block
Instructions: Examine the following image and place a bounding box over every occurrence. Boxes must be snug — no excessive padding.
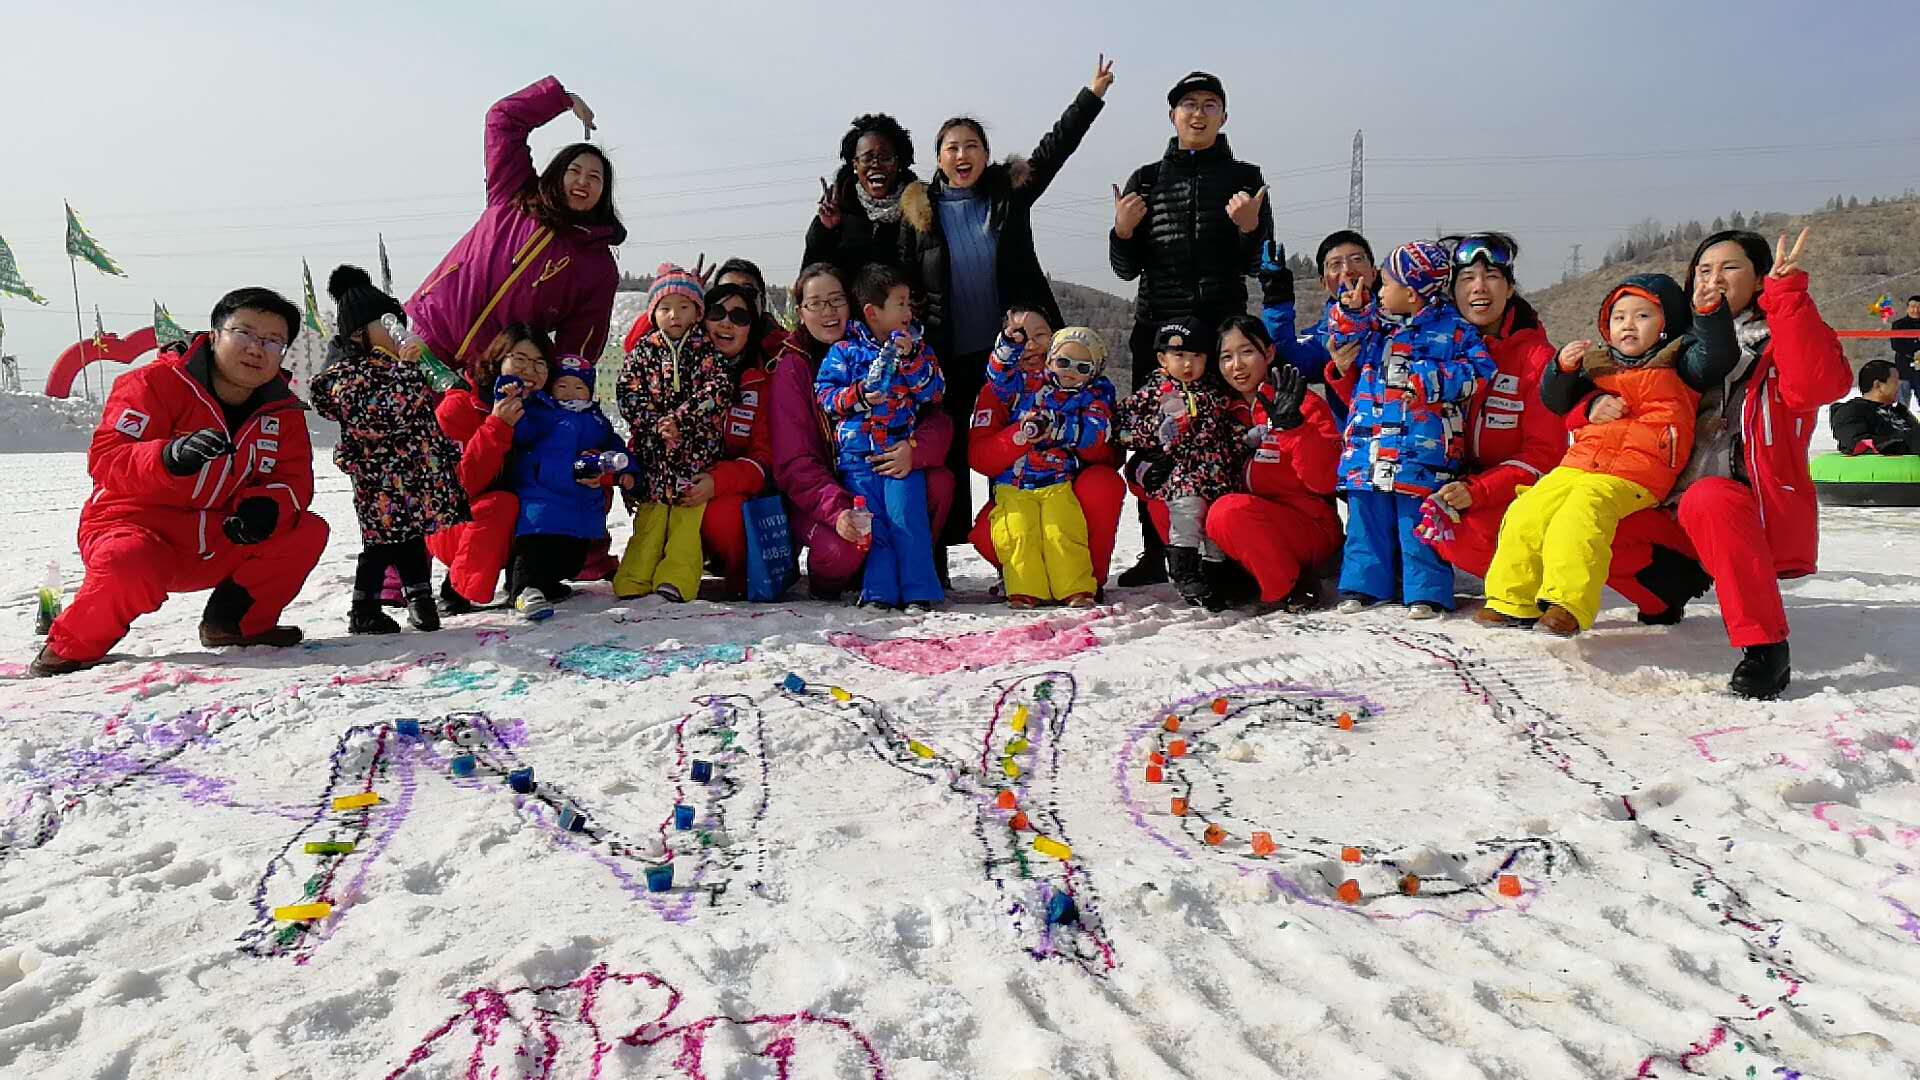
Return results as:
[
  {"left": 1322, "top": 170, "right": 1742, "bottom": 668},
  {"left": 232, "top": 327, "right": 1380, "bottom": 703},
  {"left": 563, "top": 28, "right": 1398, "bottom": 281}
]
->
[
  {"left": 1006, "top": 737, "right": 1030, "bottom": 756},
  {"left": 1002, "top": 757, "right": 1020, "bottom": 780},
  {"left": 1032, "top": 836, "right": 1072, "bottom": 860},
  {"left": 1011, "top": 706, "right": 1029, "bottom": 733},
  {"left": 272, "top": 902, "right": 333, "bottom": 922},
  {"left": 332, "top": 792, "right": 380, "bottom": 811},
  {"left": 829, "top": 687, "right": 852, "bottom": 703},
  {"left": 908, "top": 740, "right": 935, "bottom": 760}
]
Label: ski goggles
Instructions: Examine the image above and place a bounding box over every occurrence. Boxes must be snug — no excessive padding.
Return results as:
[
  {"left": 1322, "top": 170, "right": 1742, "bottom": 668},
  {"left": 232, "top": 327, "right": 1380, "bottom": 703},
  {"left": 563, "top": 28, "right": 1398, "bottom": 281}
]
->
[{"left": 1451, "top": 234, "right": 1516, "bottom": 272}]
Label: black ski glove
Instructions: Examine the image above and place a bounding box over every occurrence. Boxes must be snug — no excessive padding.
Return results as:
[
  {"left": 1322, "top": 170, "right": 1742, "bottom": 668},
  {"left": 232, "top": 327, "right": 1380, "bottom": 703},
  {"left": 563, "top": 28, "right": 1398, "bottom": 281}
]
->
[
  {"left": 223, "top": 496, "right": 279, "bottom": 545},
  {"left": 1268, "top": 365, "right": 1307, "bottom": 431},
  {"left": 162, "top": 428, "right": 232, "bottom": 476}
]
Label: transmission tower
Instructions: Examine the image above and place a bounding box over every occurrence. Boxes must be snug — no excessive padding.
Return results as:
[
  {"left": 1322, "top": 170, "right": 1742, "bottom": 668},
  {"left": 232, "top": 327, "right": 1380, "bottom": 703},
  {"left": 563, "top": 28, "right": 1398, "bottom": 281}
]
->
[
  {"left": 1565, "top": 243, "right": 1584, "bottom": 281},
  {"left": 1347, "top": 130, "right": 1364, "bottom": 231}
]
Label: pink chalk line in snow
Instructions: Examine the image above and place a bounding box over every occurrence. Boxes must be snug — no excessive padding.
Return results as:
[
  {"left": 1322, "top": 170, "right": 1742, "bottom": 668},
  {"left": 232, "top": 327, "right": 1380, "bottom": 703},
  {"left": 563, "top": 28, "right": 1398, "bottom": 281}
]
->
[
  {"left": 1686, "top": 726, "right": 1748, "bottom": 763},
  {"left": 829, "top": 613, "right": 1105, "bottom": 676}
]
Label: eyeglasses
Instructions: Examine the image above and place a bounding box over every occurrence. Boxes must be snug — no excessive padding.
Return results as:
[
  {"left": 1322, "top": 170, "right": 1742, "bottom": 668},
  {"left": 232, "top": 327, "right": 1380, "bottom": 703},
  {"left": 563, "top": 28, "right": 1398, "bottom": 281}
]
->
[
  {"left": 799, "top": 296, "right": 850, "bottom": 314},
  {"left": 1049, "top": 354, "right": 1097, "bottom": 377},
  {"left": 706, "top": 307, "right": 754, "bottom": 327},
  {"left": 852, "top": 151, "right": 898, "bottom": 167},
  {"left": 1175, "top": 97, "right": 1224, "bottom": 117},
  {"left": 1452, "top": 234, "right": 1516, "bottom": 271},
  {"left": 1323, "top": 253, "right": 1373, "bottom": 274},
  {"left": 221, "top": 326, "right": 289, "bottom": 357}
]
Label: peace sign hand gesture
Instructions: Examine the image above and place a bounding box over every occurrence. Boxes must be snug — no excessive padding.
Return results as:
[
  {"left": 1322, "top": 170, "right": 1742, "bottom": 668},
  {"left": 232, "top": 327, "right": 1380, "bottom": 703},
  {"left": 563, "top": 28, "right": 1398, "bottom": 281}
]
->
[
  {"left": 1089, "top": 53, "right": 1116, "bottom": 98},
  {"left": 1771, "top": 227, "right": 1809, "bottom": 279},
  {"left": 817, "top": 178, "right": 842, "bottom": 230},
  {"left": 1227, "top": 186, "right": 1268, "bottom": 235}
]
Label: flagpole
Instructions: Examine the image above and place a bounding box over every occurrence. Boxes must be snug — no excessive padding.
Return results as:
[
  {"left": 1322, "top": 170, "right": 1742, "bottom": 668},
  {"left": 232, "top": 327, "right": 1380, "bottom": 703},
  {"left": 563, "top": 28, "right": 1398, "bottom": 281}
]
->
[{"left": 68, "top": 253, "right": 90, "bottom": 402}]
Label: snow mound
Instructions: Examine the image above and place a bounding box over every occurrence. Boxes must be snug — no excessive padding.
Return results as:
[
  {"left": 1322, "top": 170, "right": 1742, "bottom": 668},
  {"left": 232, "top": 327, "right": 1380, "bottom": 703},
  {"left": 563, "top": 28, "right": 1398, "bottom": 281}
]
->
[{"left": 0, "top": 392, "right": 101, "bottom": 453}]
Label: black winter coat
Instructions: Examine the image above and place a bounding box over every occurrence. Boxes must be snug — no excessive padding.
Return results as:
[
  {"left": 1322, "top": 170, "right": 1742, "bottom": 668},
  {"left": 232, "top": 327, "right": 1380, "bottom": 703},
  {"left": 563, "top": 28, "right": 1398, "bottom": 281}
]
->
[
  {"left": 803, "top": 169, "right": 920, "bottom": 284},
  {"left": 1108, "top": 135, "right": 1272, "bottom": 325},
  {"left": 1831, "top": 396, "right": 1916, "bottom": 455},
  {"left": 897, "top": 88, "right": 1106, "bottom": 361}
]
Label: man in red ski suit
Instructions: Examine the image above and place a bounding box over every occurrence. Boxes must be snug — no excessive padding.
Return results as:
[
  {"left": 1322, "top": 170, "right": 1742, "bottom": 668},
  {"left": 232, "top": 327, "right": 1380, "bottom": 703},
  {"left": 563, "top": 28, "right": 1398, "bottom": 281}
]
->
[{"left": 34, "top": 289, "right": 329, "bottom": 675}]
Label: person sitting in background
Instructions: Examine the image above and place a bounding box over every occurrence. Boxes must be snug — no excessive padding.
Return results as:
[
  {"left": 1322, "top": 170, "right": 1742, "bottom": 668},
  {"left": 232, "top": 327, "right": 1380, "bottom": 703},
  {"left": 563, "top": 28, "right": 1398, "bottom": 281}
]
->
[
  {"left": 1832, "top": 359, "right": 1917, "bottom": 456},
  {"left": 1890, "top": 295, "right": 1920, "bottom": 408}
]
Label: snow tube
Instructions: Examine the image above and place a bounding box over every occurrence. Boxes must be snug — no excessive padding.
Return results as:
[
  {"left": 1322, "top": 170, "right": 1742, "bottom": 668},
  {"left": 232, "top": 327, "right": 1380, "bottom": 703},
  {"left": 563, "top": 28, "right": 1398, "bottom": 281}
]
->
[
  {"left": 44, "top": 327, "right": 160, "bottom": 399},
  {"left": 1811, "top": 452, "right": 1920, "bottom": 507}
]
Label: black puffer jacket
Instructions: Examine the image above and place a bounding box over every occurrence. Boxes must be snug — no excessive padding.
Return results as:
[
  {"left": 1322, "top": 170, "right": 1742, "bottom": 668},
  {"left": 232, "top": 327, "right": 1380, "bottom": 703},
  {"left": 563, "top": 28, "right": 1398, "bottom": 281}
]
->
[
  {"left": 802, "top": 169, "right": 920, "bottom": 283},
  {"left": 898, "top": 87, "right": 1105, "bottom": 360},
  {"left": 1108, "top": 135, "right": 1272, "bottom": 324}
]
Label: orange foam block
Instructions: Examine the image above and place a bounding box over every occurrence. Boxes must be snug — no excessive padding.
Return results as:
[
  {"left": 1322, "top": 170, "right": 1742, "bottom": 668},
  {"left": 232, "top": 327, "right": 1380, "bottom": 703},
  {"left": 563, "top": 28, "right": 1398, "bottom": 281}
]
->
[
  {"left": 1336, "top": 713, "right": 1354, "bottom": 731},
  {"left": 1340, "top": 846, "right": 1362, "bottom": 863},
  {"left": 1399, "top": 874, "right": 1421, "bottom": 896},
  {"left": 1203, "top": 824, "right": 1227, "bottom": 846},
  {"left": 1163, "top": 716, "right": 1181, "bottom": 733},
  {"left": 1168, "top": 740, "right": 1188, "bottom": 758},
  {"left": 1498, "top": 874, "right": 1522, "bottom": 898},
  {"left": 994, "top": 790, "right": 1016, "bottom": 810},
  {"left": 1210, "top": 697, "right": 1228, "bottom": 715},
  {"left": 1171, "top": 797, "right": 1189, "bottom": 817},
  {"left": 1145, "top": 764, "right": 1164, "bottom": 783},
  {"left": 1250, "top": 832, "right": 1277, "bottom": 857},
  {"left": 1336, "top": 880, "right": 1361, "bottom": 904},
  {"left": 1009, "top": 811, "right": 1030, "bottom": 831},
  {"left": 1148, "top": 750, "right": 1165, "bottom": 766}
]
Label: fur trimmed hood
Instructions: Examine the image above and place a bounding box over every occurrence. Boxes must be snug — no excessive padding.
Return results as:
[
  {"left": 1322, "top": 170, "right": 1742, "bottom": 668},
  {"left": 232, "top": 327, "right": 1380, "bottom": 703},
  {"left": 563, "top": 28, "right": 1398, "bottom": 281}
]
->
[{"left": 900, "top": 154, "right": 1037, "bottom": 234}]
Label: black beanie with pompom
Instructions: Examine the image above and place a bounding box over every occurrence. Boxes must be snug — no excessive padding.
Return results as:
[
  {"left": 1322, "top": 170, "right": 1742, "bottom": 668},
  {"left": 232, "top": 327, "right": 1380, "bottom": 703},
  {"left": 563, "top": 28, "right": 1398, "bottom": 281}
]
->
[{"left": 328, "top": 264, "right": 405, "bottom": 336}]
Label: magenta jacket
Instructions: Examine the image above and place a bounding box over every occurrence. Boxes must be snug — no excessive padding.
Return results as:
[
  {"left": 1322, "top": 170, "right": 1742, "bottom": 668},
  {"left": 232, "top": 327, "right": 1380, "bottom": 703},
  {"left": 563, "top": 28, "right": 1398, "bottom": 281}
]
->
[
  {"left": 767, "top": 329, "right": 953, "bottom": 552},
  {"left": 405, "top": 77, "right": 621, "bottom": 369}
]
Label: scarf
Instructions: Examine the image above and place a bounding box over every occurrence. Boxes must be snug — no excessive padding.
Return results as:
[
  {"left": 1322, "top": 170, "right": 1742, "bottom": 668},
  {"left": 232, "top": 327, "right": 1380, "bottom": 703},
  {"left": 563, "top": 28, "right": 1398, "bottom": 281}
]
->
[{"left": 854, "top": 183, "right": 904, "bottom": 225}]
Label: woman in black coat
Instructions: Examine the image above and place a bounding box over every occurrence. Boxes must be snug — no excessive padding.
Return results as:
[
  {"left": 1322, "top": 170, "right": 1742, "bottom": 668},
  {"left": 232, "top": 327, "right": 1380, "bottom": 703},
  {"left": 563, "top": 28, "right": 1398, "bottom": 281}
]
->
[
  {"left": 804, "top": 114, "right": 918, "bottom": 283},
  {"left": 898, "top": 54, "right": 1114, "bottom": 547}
]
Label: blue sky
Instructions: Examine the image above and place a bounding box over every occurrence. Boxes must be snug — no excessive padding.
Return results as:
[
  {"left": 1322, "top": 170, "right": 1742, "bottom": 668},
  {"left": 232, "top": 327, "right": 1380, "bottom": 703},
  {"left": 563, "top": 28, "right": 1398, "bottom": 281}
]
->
[{"left": 2, "top": 0, "right": 1915, "bottom": 385}]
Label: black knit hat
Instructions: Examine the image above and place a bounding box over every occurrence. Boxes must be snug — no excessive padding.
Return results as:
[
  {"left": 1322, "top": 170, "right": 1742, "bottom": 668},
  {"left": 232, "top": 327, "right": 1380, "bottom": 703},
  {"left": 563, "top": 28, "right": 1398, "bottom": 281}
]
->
[
  {"left": 1154, "top": 315, "right": 1215, "bottom": 356},
  {"left": 1685, "top": 230, "right": 1774, "bottom": 298},
  {"left": 1315, "top": 230, "right": 1374, "bottom": 275},
  {"left": 328, "top": 264, "right": 406, "bottom": 335},
  {"left": 1167, "top": 71, "right": 1226, "bottom": 109}
]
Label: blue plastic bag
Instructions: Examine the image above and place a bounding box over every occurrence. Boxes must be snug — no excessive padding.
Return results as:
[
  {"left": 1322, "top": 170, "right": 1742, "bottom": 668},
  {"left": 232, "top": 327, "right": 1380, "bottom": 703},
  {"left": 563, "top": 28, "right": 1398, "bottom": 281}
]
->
[{"left": 742, "top": 494, "right": 798, "bottom": 602}]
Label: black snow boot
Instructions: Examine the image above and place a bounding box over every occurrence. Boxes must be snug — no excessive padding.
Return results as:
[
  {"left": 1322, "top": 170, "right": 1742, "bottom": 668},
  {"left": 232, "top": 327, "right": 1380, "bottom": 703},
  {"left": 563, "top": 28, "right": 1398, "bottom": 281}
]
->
[
  {"left": 349, "top": 599, "right": 402, "bottom": 635},
  {"left": 1729, "top": 641, "right": 1791, "bottom": 701},
  {"left": 1635, "top": 545, "right": 1713, "bottom": 626},
  {"left": 438, "top": 577, "right": 477, "bottom": 616},
  {"left": 1118, "top": 548, "right": 1168, "bottom": 588},
  {"left": 1166, "top": 546, "right": 1209, "bottom": 607},
  {"left": 405, "top": 588, "right": 440, "bottom": 632}
]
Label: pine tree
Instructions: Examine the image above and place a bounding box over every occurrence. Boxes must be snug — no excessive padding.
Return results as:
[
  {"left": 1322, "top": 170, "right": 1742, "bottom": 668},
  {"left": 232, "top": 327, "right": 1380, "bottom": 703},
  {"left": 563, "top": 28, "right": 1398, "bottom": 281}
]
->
[
  {"left": 1711, "top": 216, "right": 1726, "bottom": 232},
  {"left": 1848, "top": 195, "right": 1860, "bottom": 209},
  {"left": 1730, "top": 211, "right": 1746, "bottom": 229}
]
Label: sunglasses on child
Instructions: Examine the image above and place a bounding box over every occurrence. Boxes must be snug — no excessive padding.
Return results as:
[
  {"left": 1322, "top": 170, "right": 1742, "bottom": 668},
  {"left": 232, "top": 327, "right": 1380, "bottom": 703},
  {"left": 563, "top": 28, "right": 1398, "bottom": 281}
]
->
[
  {"left": 1049, "top": 354, "right": 1097, "bottom": 377},
  {"left": 705, "top": 307, "right": 754, "bottom": 327},
  {"left": 1451, "top": 234, "right": 1516, "bottom": 271}
]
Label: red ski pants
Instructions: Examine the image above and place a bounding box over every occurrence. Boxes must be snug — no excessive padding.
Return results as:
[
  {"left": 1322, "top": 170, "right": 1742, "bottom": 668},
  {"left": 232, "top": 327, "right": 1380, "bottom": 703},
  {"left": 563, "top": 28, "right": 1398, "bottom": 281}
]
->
[{"left": 427, "top": 491, "right": 518, "bottom": 605}]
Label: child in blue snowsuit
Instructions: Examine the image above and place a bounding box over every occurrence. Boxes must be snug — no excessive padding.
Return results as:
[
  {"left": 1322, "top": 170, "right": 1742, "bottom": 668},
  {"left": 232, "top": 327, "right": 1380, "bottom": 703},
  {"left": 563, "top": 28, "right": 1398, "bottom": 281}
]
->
[
  {"left": 983, "top": 322, "right": 1115, "bottom": 607},
  {"left": 1328, "top": 239, "right": 1494, "bottom": 619},
  {"left": 506, "top": 354, "right": 624, "bottom": 619},
  {"left": 813, "top": 264, "right": 946, "bottom": 609}
]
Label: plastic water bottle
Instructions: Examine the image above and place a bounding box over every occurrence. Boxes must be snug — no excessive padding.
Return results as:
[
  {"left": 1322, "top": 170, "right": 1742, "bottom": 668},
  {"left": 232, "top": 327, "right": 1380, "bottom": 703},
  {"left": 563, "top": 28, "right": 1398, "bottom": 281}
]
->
[
  {"left": 572, "top": 450, "right": 631, "bottom": 485},
  {"left": 379, "top": 314, "right": 464, "bottom": 393},
  {"left": 33, "top": 561, "right": 61, "bottom": 636},
  {"left": 850, "top": 496, "right": 873, "bottom": 553}
]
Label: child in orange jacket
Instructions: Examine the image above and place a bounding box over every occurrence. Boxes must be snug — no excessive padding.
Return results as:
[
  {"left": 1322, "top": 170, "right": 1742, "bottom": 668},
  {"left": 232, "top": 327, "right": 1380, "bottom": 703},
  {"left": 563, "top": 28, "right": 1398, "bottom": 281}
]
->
[{"left": 1478, "top": 273, "right": 1735, "bottom": 635}]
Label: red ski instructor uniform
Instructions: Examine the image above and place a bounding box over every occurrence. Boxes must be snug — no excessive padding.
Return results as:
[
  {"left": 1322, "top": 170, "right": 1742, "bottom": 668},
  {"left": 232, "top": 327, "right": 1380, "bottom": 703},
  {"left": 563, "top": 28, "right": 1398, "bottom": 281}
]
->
[{"left": 49, "top": 337, "right": 329, "bottom": 663}]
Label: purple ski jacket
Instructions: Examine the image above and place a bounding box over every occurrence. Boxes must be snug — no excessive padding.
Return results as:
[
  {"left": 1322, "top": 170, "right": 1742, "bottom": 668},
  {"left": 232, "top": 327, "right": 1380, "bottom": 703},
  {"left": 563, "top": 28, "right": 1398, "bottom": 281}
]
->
[{"left": 405, "top": 77, "right": 620, "bottom": 370}]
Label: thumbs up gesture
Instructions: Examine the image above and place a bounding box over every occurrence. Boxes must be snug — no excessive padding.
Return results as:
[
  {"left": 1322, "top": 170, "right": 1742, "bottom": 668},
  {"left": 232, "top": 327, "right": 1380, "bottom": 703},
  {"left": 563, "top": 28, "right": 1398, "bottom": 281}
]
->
[{"left": 1227, "top": 185, "right": 1268, "bottom": 235}]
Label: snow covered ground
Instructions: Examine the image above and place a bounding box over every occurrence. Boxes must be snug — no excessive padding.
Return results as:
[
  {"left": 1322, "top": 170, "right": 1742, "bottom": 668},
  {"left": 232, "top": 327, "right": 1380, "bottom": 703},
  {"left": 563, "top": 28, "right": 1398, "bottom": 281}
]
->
[{"left": 1, "top": 452, "right": 1917, "bottom": 1079}]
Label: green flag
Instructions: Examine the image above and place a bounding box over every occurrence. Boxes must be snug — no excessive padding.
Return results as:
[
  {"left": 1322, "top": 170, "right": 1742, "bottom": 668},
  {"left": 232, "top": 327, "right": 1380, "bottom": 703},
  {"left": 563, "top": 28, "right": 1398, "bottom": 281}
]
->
[
  {"left": 64, "top": 202, "right": 124, "bottom": 276},
  {"left": 0, "top": 233, "right": 48, "bottom": 304},
  {"left": 93, "top": 305, "right": 106, "bottom": 343},
  {"left": 301, "top": 258, "right": 324, "bottom": 334},
  {"left": 153, "top": 301, "right": 189, "bottom": 348}
]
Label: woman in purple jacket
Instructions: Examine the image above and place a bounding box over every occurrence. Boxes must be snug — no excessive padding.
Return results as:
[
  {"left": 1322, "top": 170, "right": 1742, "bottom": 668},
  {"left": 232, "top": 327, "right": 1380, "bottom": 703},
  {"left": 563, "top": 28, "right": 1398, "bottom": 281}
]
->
[
  {"left": 767, "top": 263, "right": 956, "bottom": 599},
  {"left": 406, "top": 76, "right": 625, "bottom": 371}
]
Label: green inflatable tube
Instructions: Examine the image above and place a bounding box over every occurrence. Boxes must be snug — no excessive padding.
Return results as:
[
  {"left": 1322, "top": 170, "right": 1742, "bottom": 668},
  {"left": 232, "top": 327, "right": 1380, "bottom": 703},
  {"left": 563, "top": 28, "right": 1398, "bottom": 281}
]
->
[{"left": 1811, "top": 451, "right": 1920, "bottom": 506}]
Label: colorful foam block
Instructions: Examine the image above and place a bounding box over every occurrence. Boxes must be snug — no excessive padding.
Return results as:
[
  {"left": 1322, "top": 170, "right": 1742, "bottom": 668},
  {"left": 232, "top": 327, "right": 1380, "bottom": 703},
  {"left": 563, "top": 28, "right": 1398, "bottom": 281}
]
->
[
  {"left": 1148, "top": 750, "right": 1165, "bottom": 766},
  {"left": 1171, "top": 797, "right": 1189, "bottom": 817},
  {"left": 507, "top": 767, "right": 535, "bottom": 794},
  {"left": 304, "top": 841, "right": 355, "bottom": 856},
  {"left": 645, "top": 863, "right": 674, "bottom": 893},
  {"left": 908, "top": 740, "right": 935, "bottom": 760},
  {"left": 1164, "top": 716, "right": 1181, "bottom": 733},
  {"left": 781, "top": 672, "right": 806, "bottom": 693},
  {"left": 1204, "top": 824, "right": 1227, "bottom": 846},
  {"left": 1032, "top": 836, "right": 1071, "bottom": 860},
  {"left": 1400, "top": 874, "right": 1421, "bottom": 896},
  {"left": 1145, "top": 764, "right": 1164, "bottom": 783},
  {"left": 1340, "top": 846, "right": 1362, "bottom": 863},
  {"left": 1003, "top": 757, "right": 1020, "bottom": 780},
  {"left": 1006, "top": 737, "right": 1030, "bottom": 756},
  {"left": 1498, "top": 875, "right": 1522, "bottom": 897},
  {"left": 690, "top": 760, "right": 713, "bottom": 783},
  {"left": 829, "top": 686, "right": 852, "bottom": 703},
  {"left": 1168, "top": 740, "right": 1187, "bottom": 758},
  {"left": 1010, "top": 811, "right": 1030, "bottom": 831},
  {"left": 995, "top": 790, "right": 1016, "bottom": 810},
  {"left": 451, "top": 754, "right": 477, "bottom": 778},
  {"left": 332, "top": 792, "right": 379, "bottom": 811},
  {"left": 273, "top": 902, "right": 333, "bottom": 922},
  {"left": 1336, "top": 880, "right": 1361, "bottom": 904},
  {"left": 394, "top": 719, "right": 422, "bottom": 738},
  {"left": 1011, "top": 705, "right": 1029, "bottom": 733},
  {"left": 1336, "top": 712, "right": 1354, "bottom": 731},
  {"left": 1044, "top": 890, "right": 1078, "bottom": 926},
  {"left": 1211, "top": 698, "right": 1228, "bottom": 715},
  {"left": 1250, "top": 832, "right": 1277, "bottom": 857},
  {"left": 560, "top": 806, "right": 589, "bottom": 833},
  {"left": 673, "top": 804, "right": 694, "bottom": 830}
]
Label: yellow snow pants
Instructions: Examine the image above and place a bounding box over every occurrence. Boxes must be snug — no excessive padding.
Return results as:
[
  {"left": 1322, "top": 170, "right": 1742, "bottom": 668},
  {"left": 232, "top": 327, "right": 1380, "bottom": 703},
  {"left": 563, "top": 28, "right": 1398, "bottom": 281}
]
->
[
  {"left": 989, "top": 482, "right": 1096, "bottom": 602},
  {"left": 1483, "top": 467, "right": 1652, "bottom": 630},
  {"left": 613, "top": 502, "right": 706, "bottom": 600}
]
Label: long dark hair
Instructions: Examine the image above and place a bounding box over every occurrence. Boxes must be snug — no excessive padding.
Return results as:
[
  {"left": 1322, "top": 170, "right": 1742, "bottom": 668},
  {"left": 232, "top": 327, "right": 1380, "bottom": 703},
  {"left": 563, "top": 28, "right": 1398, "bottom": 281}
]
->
[
  {"left": 516, "top": 143, "right": 627, "bottom": 244},
  {"left": 1216, "top": 314, "right": 1273, "bottom": 351}
]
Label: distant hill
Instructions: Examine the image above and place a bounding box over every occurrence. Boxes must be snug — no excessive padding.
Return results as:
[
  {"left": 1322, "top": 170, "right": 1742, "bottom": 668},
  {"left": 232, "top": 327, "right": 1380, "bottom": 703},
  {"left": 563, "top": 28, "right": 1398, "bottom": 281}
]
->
[{"left": 1529, "top": 197, "right": 1920, "bottom": 369}]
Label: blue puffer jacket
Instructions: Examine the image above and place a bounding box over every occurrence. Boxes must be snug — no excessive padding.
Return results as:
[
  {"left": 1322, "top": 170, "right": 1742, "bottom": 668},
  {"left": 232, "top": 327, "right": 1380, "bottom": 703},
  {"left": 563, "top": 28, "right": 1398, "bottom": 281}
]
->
[
  {"left": 814, "top": 320, "right": 945, "bottom": 464},
  {"left": 509, "top": 394, "right": 623, "bottom": 539},
  {"left": 1264, "top": 298, "right": 1354, "bottom": 425},
  {"left": 1330, "top": 301, "right": 1494, "bottom": 497}
]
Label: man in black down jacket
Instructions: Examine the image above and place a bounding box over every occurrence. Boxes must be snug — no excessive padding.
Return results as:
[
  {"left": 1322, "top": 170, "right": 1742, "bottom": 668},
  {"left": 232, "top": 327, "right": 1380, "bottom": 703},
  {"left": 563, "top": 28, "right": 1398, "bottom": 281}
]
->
[
  {"left": 1108, "top": 70, "right": 1273, "bottom": 585},
  {"left": 1832, "top": 359, "right": 1917, "bottom": 455}
]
